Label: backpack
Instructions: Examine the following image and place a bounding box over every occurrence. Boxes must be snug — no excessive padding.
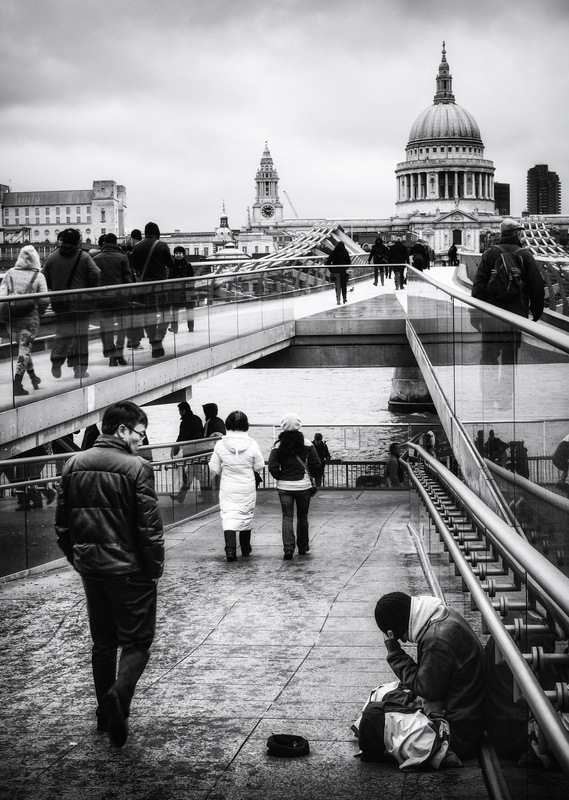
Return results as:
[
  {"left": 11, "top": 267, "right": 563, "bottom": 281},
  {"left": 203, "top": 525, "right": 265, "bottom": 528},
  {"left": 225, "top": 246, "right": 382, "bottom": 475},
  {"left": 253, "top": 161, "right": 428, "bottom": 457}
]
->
[{"left": 486, "top": 245, "right": 524, "bottom": 302}]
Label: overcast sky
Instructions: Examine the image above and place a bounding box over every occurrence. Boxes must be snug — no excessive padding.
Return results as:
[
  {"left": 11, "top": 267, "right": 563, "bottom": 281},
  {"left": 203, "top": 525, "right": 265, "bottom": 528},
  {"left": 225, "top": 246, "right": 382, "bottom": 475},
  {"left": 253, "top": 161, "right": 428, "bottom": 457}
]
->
[{"left": 2, "top": 0, "right": 567, "bottom": 232}]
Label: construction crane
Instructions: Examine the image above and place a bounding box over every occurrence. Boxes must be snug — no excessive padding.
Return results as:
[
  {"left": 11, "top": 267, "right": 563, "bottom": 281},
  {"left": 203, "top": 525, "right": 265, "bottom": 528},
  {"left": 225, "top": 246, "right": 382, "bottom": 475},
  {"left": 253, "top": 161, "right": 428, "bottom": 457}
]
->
[{"left": 283, "top": 190, "right": 300, "bottom": 219}]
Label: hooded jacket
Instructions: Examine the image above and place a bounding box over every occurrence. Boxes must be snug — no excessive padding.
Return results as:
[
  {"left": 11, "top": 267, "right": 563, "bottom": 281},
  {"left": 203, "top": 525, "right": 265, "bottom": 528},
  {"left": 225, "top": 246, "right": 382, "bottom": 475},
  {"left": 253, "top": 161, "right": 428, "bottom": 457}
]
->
[
  {"left": 55, "top": 435, "right": 164, "bottom": 579},
  {"left": 203, "top": 404, "right": 226, "bottom": 437},
  {"left": 472, "top": 235, "right": 545, "bottom": 320},
  {"left": 208, "top": 430, "right": 265, "bottom": 530},
  {"left": 384, "top": 596, "right": 485, "bottom": 758},
  {"left": 0, "top": 246, "right": 49, "bottom": 318}
]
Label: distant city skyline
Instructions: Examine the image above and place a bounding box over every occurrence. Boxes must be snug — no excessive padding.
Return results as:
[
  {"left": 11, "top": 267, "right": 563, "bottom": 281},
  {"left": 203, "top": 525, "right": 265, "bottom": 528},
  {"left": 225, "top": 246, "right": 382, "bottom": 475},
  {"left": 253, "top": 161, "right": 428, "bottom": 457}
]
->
[{"left": 1, "top": 0, "right": 567, "bottom": 231}]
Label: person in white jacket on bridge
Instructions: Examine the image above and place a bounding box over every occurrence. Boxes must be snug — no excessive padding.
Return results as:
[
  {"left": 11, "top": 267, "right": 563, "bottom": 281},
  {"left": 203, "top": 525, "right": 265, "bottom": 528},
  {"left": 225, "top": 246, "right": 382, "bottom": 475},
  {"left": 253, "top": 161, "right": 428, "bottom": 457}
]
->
[{"left": 208, "top": 410, "right": 265, "bottom": 562}]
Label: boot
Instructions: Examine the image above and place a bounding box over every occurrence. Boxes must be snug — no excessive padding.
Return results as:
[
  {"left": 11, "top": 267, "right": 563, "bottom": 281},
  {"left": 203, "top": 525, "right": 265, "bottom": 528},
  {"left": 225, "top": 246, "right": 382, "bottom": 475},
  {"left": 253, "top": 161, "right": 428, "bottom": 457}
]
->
[
  {"left": 224, "top": 531, "right": 238, "bottom": 562},
  {"left": 187, "top": 321, "right": 194, "bottom": 332},
  {"left": 168, "top": 321, "right": 178, "bottom": 334},
  {"left": 14, "top": 374, "right": 29, "bottom": 396},
  {"left": 239, "top": 530, "right": 252, "bottom": 556},
  {"left": 109, "top": 357, "right": 119, "bottom": 367},
  {"left": 27, "top": 370, "right": 41, "bottom": 389}
]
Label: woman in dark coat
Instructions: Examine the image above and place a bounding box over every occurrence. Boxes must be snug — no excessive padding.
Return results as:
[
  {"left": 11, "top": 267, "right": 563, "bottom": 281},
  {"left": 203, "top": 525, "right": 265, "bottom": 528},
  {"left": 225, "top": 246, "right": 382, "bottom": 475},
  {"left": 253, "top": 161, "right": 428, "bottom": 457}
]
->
[
  {"left": 326, "top": 242, "right": 352, "bottom": 305},
  {"left": 268, "top": 413, "right": 320, "bottom": 560}
]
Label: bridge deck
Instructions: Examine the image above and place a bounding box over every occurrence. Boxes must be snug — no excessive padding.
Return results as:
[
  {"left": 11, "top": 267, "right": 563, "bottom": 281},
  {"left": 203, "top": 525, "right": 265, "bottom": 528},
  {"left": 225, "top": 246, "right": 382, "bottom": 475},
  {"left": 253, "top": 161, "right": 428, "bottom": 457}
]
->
[{"left": 2, "top": 488, "right": 540, "bottom": 800}]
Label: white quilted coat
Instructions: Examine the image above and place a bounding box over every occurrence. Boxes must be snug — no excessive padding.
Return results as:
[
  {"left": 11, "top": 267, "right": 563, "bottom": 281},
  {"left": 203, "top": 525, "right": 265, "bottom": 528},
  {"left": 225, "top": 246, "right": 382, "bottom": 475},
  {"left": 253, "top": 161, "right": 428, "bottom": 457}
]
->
[{"left": 208, "top": 430, "right": 265, "bottom": 530}]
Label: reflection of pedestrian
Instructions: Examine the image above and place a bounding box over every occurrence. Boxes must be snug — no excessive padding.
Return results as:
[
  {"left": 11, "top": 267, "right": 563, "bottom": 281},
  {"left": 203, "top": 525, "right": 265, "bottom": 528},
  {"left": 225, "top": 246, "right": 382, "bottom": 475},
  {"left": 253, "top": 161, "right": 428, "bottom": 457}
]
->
[
  {"left": 484, "top": 430, "right": 508, "bottom": 465},
  {"left": 169, "top": 247, "right": 196, "bottom": 333},
  {"left": 384, "top": 443, "right": 404, "bottom": 488},
  {"left": 388, "top": 237, "right": 408, "bottom": 290},
  {"left": 447, "top": 244, "right": 458, "bottom": 266},
  {"left": 268, "top": 413, "right": 321, "bottom": 560},
  {"left": 43, "top": 228, "right": 101, "bottom": 379},
  {"left": 170, "top": 402, "right": 204, "bottom": 503},
  {"left": 410, "top": 241, "right": 428, "bottom": 272},
  {"left": 0, "top": 245, "right": 49, "bottom": 396},
  {"left": 55, "top": 400, "right": 164, "bottom": 748},
  {"left": 326, "top": 242, "right": 351, "bottom": 305},
  {"left": 552, "top": 433, "right": 569, "bottom": 487},
  {"left": 131, "top": 222, "right": 174, "bottom": 359},
  {"left": 208, "top": 411, "right": 264, "bottom": 562},
  {"left": 507, "top": 440, "right": 529, "bottom": 478},
  {"left": 311, "top": 433, "right": 331, "bottom": 487},
  {"left": 93, "top": 233, "right": 133, "bottom": 366},
  {"left": 368, "top": 236, "right": 389, "bottom": 286}
]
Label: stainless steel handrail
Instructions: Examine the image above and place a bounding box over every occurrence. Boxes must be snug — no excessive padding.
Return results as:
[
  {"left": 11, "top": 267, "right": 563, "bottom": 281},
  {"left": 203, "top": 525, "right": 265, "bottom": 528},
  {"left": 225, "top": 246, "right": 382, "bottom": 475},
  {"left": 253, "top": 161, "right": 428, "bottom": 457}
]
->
[{"left": 404, "top": 445, "right": 569, "bottom": 774}]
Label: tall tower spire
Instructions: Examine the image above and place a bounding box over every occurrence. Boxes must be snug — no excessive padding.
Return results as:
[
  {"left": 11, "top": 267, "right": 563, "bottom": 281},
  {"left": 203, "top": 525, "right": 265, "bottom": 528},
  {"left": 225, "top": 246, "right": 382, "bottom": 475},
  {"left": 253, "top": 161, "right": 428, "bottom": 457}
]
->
[
  {"left": 252, "top": 141, "right": 283, "bottom": 226},
  {"left": 434, "top": 41, "right": 455, "bottom": 104}
]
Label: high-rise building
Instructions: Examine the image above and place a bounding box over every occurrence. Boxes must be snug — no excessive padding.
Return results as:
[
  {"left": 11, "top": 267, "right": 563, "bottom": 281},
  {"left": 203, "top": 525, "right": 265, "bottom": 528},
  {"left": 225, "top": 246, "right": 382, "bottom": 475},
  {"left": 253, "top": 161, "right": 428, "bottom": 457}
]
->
[
  {"left": 527, "top": 165, "right": 561, "bottom": 214},
  {"left": 494, "top": 182, "right": 510, "bottom": 216}
]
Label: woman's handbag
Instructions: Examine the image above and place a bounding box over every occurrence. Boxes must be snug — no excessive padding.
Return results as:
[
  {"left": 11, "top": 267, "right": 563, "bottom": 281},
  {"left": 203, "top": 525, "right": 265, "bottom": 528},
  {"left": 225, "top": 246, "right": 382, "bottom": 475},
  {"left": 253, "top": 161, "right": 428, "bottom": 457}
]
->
[{"left": 295, "top": 454, "right": 317, "bottom": 496}]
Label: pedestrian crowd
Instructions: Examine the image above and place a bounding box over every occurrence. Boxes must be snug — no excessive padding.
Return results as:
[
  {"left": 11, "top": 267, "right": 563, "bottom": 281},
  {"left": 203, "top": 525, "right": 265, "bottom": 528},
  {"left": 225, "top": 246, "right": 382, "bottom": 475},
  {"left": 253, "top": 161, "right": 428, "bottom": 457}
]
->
[{"left": 0, "top": 223, "right": 198, "bottom": 395}]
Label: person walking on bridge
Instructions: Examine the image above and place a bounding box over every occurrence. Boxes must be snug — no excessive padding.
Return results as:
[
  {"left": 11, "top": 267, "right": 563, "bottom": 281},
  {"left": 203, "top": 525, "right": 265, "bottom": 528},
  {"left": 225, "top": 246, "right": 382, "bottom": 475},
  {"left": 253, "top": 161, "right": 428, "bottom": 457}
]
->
[
  {"left": 368, "top": 236, "right": 389, "bottom": 286},
  {"left": 55, "top": 400, "right": 164, "bottom": 748},
  {"left": 388, "top": 237, "right": 409, "bottom": 290},
  {"left": 0, "top": 245, "right": 49, "bottom": 396},
  {"left": 326, "top": 241, "right": 352, "bottom": 305},
  {"left": 43, "top": 228, "right": 100, "bottom": 379},
  {"left": 131, "top": 222, "right": 174, "bottom": 359}
]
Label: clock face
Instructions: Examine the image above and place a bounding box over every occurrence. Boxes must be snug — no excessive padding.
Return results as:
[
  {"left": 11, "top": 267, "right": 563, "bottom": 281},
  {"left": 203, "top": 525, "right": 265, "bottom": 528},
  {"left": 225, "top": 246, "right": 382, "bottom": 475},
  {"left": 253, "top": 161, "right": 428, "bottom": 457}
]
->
[{"left": 261, "top": 204, "right": 275, "bottom": 218}]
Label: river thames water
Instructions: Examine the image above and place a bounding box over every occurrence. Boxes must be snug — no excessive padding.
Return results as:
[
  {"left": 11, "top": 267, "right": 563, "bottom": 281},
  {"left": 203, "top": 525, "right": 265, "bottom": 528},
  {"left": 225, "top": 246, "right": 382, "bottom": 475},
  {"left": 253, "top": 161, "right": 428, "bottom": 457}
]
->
[{"left": 143, "top": 366, "right": 440, "bottom": 462}]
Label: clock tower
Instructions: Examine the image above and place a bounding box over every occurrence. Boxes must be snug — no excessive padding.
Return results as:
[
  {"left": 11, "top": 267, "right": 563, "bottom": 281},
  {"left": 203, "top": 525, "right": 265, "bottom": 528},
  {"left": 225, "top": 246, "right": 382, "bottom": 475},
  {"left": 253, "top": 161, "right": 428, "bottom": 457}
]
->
[{"left": 252, "top": 142, "right": 283, "bottom": 226}]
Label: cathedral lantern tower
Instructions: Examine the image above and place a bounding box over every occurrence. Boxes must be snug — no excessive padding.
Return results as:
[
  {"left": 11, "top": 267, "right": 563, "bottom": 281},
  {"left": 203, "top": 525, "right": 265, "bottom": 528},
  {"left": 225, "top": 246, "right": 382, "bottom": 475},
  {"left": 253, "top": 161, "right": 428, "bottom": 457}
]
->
[
  {"left": 395, "top": 43, "right": 495, "bottom": 216},
  {"left": 252, "top": 142, "right": 283, "bottom": 225}
]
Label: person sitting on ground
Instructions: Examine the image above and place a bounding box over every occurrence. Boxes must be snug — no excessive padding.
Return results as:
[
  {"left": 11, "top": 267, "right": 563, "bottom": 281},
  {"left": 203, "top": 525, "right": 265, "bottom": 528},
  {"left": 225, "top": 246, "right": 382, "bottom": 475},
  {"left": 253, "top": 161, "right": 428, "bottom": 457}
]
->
[{"left": 374, "top": 591, "right": 485, "bottom": 760}]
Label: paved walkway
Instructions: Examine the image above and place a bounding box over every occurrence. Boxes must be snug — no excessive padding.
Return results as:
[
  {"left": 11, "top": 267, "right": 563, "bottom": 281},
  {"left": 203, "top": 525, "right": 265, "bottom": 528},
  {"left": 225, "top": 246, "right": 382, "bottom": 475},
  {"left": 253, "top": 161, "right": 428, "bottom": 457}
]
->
[{"left": 0, "top": 489, "right": 494, "bottom": 800}]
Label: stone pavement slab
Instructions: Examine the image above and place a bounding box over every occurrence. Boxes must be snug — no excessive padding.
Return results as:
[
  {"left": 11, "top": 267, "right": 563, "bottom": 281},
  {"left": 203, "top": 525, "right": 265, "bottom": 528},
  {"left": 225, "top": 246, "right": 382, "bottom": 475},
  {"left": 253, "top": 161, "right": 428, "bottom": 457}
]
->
[{"left": 1, "top": 489, "right": 491, "bottom": 799}]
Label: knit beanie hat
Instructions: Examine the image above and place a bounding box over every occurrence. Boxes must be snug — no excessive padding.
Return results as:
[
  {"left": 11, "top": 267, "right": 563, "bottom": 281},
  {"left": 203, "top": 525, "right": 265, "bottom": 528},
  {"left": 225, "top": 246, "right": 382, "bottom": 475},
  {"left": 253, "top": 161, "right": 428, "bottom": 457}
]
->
[
  {"left": 374, "top": 592, "right": 411, "bottom": 639},
  {"left": 60, "top": 228, "right": 81, "bottom": 245},
  {"left": 281, "top": 413, "right": 302, "bottom": 432},
  {"left": 131, "top": 229, "right": 142, "bottom": 241},
  {"left": 15, "top": 245, "right": 41, "bottom": 270},
  {"left": 144, "top": 221, "right": 160, "bottom": 237}
]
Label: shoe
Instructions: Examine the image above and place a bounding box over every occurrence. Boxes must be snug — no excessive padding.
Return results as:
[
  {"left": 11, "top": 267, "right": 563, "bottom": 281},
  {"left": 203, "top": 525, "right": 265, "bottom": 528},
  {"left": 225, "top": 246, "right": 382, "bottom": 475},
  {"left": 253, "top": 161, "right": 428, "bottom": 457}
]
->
[
  {"left": 109, "top": 357, "right": 118, "bottom": 367},
  {"left": 336, "top": 301, "right": 341, "bottom": 306},
  {"left": 187, "top": 322, "right": 194, "bottom": 332},
  {"left": 298, "top": 546, "right": 310, "bottom": 555},
  {"left": 151, "top": 347, "right": 165, "bottom": 358},
  {"left": 74, "top": 369, "right": 89, "bottom": 379},
  {"left": 13, "top": 379, "right": 29, "bottom": 396},
  {"left": 29, "top": 372, "right": 41, "bottom": 389},
  {"left": 45, "top": 488, "right": 56, "bottom": 505},
  {"left": 104, "top": 688, "right": 128, "bottom": 748},
  {"left": 168, "top": 323, "right": 178, "bottom": 333},
  {"left": 116, "top": 356, "right": 128, "bottom": 366},
  {"left": 51, "top": 363, "right": 62, "bottom": 378},
  {"left": 373, "top": 282, "right": 378, "bottom": 286},
  {"left": 283, "top": 552, "right": 293, "bottom": 560}
]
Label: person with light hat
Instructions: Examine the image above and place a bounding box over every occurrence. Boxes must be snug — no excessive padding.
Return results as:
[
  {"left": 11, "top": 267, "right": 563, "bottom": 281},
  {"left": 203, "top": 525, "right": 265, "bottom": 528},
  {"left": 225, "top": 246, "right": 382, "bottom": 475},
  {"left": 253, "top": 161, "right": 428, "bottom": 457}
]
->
[
  {"left": 374, "top": 591, "right": 485, "bottom": 759},
  {"left": 268, "top": 413, "right": 321, "bottom": 559},
  {"left": 472, "top": 219, "right": 544, "bottom": 320},
  {"left": 0, "top": 245, "right": 49, "bottom": 396}
]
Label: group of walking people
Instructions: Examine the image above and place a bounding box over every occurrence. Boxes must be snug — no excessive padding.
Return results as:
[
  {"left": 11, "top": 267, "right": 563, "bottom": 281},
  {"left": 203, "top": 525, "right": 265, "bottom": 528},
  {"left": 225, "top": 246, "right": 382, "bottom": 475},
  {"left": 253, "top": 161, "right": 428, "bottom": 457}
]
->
[
  {"left": 0, "top": 225, "right": 198, "bottom": 396},
  {"left": 367, "top": 236, "right": 432, "bottom": 290},
  {"left": 209, "top": 410, "right": 321, "bottom": 561}
]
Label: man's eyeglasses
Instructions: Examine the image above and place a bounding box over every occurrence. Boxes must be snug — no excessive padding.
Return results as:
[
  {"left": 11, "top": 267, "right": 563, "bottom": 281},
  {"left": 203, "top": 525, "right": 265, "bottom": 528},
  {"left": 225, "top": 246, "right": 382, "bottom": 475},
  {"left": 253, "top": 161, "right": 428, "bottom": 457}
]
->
[{"left": 124, "top": 425, "right": 146, "bottom": 438}]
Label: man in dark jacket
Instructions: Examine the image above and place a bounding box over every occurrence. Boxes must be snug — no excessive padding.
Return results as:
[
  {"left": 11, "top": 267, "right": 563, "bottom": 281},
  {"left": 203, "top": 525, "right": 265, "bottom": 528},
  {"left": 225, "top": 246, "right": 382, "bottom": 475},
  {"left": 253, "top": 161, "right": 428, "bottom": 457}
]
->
[
  {"left": 56, "top": 400, "right": 164, "bottom": 748},
  {"left": 472, "top": 219, "right": 544, "bottom": 366},
  {"left": 93, "top": 233, "right": 133, "bottom": 366},
  {"left": 170, "top": 402, "right": 205, "bottom": 502},
  {"left": 472, "top": 219, "right": 544, "bottom": 320},
  {"left": 43, "top": 228, "right": 100, "bottom": 379},
  {"left": 374, "top": 592, "right": 485, "bottom": 760},
  {"left": 368, "top": 236, "right": 389, "bottom": 286},
  {"left": 388, "top": 238, "right": 409, "bottom": 290},
  {"left": 131, "top": 221, "right": 174, "bottom": 358}
]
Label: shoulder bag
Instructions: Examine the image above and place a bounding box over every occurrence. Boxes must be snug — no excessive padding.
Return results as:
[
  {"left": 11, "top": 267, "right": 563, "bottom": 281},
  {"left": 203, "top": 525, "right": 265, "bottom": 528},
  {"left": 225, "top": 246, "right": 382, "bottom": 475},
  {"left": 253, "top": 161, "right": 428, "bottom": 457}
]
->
[
  {"left": 294, "top": 454, "right": 317, "bottom": 496},
  {"left": 0, "top": 271, "right": 39, "bottom": 323}
]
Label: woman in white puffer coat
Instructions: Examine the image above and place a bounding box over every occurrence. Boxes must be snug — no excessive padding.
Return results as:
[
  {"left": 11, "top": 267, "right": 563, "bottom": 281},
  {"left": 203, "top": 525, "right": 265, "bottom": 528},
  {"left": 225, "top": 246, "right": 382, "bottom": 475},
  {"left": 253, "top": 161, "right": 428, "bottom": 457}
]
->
[{"left": 208, "top": 410, "right": 265, "bottom": 562}]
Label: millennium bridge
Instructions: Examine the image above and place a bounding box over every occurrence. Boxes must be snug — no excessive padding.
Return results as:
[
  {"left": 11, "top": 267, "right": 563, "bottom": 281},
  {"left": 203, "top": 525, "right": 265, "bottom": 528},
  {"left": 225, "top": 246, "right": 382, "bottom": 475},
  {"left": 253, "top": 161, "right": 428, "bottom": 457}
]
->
[{"left": 1, "top": 223, "right": 569, "bottom": 799}]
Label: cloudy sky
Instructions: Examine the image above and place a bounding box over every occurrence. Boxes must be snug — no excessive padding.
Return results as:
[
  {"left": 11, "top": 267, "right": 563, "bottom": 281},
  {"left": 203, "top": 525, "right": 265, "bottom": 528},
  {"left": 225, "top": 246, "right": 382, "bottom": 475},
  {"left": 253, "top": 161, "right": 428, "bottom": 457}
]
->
[{"left": 2, "top": 0, "right": 567, "bottom": 232}]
